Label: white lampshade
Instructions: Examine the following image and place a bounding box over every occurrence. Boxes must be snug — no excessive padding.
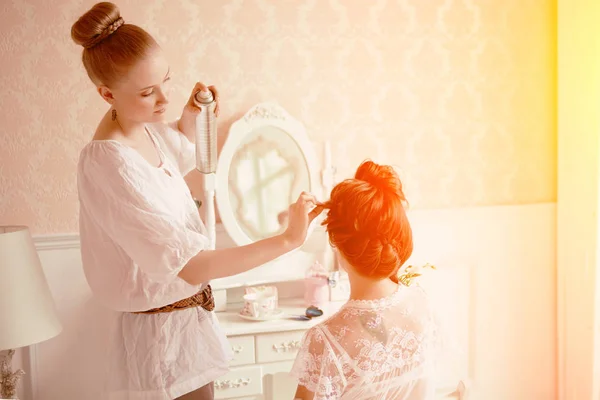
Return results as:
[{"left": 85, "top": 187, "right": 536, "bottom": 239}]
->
[{"left": 0, "top": 226, "right": 62, "bottom": 350}]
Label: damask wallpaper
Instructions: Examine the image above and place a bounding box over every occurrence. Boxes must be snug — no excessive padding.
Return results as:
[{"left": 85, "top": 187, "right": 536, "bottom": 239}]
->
[{"left": 0, "top": 0, "right": 556, "bottom": 234}]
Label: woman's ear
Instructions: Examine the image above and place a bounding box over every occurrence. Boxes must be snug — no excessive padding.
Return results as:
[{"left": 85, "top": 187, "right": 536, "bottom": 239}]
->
[{"left": 97, "top": 85, "right": 115, "bottom": 105}]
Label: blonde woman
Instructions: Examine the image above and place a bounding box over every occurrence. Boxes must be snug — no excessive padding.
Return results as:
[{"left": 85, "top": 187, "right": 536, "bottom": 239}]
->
[{"left": 72, "top": 3, "right": 322, "bottom": 399}]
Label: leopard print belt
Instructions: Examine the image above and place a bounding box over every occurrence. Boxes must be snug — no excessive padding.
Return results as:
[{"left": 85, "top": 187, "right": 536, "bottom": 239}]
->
[{"left": 133, "top": 284, "right": 215, "bottom": 314}]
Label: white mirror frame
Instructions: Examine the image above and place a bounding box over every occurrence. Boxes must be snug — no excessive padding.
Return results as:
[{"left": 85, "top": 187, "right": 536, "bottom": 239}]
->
[{"left": 216, "top": 102, "right": 321, "bottom": 247}]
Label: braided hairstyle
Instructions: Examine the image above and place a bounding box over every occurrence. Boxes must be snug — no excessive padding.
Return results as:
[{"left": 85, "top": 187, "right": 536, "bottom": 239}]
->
[{"left": 321, "top": 160, "right": 413, "bottom": 282}]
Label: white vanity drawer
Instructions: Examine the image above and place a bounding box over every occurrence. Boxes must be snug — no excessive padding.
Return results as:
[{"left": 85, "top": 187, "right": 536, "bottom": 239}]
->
[
  {"left": 228, "top": 335, "right": 255, "bottom": 366},
  {"left": 214, "top": 365, "right": 263, "bottom": 400},
  {"left": 256, "top": 330, "right": 305, "bottom": 363}
]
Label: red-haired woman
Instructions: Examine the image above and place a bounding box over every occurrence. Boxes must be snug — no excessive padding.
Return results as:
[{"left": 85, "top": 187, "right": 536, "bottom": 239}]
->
[{"left": 291, "top": 160, "right": 439, "bottom": 400}]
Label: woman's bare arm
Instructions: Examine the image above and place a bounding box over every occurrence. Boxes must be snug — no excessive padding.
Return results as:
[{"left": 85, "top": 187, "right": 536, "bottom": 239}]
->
[
  {"left": 178, "top": 233, "right": 296, "bottom": 285},
  {"left": 178, "top": 194, "right": 323, "bottom": 285}
]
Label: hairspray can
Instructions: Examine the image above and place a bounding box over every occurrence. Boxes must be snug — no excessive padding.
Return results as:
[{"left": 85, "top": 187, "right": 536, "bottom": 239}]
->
[
  {"left": 194, "top": 89, "right": 218, "bottom": 252},
  {"left": 194, "top": 90, "right": 217, "bottom": 174}
]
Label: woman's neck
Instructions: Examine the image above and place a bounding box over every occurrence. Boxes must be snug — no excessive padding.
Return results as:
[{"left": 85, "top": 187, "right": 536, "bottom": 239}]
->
[
  {"left": 114, "top": 115, "right": 147, "bottom": 141},
  {"left": 347, "top": 272, "right": 399, "bottom": 301}
]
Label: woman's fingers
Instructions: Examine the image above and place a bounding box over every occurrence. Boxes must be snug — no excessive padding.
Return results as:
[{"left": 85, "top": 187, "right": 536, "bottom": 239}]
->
[
  {"left": 308, "top": 204, "right": 324, "bottom": 223},
  {"left": 188, "top": 83, "right": 219, "bottom": 116},
  {"left": 296, "top": 191, "right": 317, "bottom": 207},
  {"left": 192, "top": 82, "right": 209, "bottom": 94},
  {"left": 208, "top": 85, "right": 220, "bottom": 116}
]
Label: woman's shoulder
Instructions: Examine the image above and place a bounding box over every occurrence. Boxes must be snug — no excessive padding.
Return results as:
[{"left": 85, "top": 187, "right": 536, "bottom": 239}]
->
[
  {"left": 78, "top": 139, "right": 127, "bottom": 168},
  {"left": 79, "top": 117, "right": 132, "bottom": 162},
  {"left": 302, "top": 323, "right": 329, "bottom": 345},
  {"left": 403, "top": 282, "right": 432, "bottom": 301},
  {"left": 77, "top": 139, "right": 139, "bottom": 188}
]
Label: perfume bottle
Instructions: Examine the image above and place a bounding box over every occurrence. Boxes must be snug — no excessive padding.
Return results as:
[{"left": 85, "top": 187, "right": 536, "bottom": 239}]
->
[{"left": 304, "top": 261, "right": 330, "bottom": 308}]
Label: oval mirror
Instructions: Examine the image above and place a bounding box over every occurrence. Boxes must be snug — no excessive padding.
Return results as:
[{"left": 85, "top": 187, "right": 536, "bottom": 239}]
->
[{"left": 216, "top": 103, "right": 320, "bottom": 247}]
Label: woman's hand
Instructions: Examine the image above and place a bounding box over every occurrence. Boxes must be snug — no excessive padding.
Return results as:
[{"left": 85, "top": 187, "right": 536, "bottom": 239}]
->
[
  {"left": 184, "top": 82, "right": 220, "bottom": 117},
  {"left": 177, "top": 82, "right": 220, "bottom": 141},
  {"left": 277, "top": 209, "right": 289, "bottom": 227},
  {"left": 282, "top": 192, "right": 323, "bottom": 249}
]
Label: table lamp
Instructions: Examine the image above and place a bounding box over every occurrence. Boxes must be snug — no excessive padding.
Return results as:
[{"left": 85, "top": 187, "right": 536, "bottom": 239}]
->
[{"left": 0, "top": 226, "right": 62, "bottom": 399}]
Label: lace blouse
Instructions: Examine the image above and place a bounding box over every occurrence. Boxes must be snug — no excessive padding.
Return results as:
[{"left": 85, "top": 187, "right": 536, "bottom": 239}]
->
[{"left": 290, "top": 284, "right": 439, "bottom": 400}]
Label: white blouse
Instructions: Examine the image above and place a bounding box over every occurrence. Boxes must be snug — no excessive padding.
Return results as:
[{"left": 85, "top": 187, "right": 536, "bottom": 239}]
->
[
  {"left": 290, "top": 284, "right": 440, "bottom": 400},
  {"left": 77, "top": 122, "right": 232, "bottom": 399}
]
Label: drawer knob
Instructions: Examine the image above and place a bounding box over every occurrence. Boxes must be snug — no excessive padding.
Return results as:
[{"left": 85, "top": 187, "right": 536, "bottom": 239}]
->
[
  {"left": 215, "top": 378, "right": 252, "bottom": 390},
  {"left": 272, "top": 340, "right": 301, "bottom": 353},
  {"left": 231, "top": 345, "right": 244, "bottom": 354}
]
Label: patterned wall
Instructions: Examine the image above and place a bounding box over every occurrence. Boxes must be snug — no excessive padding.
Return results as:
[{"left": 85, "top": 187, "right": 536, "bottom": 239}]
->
[{"left": 0, "top": 0, "right": 556, "bottom": 234}]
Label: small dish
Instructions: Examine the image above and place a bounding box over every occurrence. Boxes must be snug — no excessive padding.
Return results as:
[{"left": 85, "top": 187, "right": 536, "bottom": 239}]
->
[{"left": 238, "top": 309, "right": 284, "bottom": 322}]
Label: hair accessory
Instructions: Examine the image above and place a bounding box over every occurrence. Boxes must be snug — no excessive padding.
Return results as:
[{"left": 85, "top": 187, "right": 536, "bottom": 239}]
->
[
  {"left": 83, "top": 17, "right": 125, "bottom": 49},
  {"left": 397, "top": 263, "right": 436, "bottom": 287}
]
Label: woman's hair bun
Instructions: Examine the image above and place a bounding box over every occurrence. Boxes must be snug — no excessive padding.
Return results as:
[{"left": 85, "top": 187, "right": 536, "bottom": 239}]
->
[
  {"left": 71, "top": 2, "right": 123, "bottom": 49},
  {"left": 355, "top": 160, "right": 404, "bottom": 198}
]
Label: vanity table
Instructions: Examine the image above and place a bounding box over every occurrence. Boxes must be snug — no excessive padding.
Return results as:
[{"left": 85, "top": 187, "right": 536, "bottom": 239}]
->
[{"left": 206, "top": 102, "right": 331, "bottom": 399}]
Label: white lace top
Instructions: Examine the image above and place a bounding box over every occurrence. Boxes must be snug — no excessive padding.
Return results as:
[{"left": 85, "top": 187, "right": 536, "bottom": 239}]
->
[{"left": 290, "top": 284, "right": 439, "bottom": 400}]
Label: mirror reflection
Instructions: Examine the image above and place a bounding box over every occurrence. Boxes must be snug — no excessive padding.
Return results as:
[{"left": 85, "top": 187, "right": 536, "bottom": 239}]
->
[{"left": 227, "top": 125, "right": 310, "bottom": 241}]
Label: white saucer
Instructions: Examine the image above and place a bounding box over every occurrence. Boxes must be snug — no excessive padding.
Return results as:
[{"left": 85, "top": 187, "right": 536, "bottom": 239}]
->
[{"left": 238, "top": 309, "right": 285, "bottom": 322}]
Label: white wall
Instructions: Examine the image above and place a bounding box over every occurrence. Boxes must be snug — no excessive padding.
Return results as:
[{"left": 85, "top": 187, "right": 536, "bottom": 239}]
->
[{"left": 557, "top": 0, "right": 600, "bottom": 398}]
